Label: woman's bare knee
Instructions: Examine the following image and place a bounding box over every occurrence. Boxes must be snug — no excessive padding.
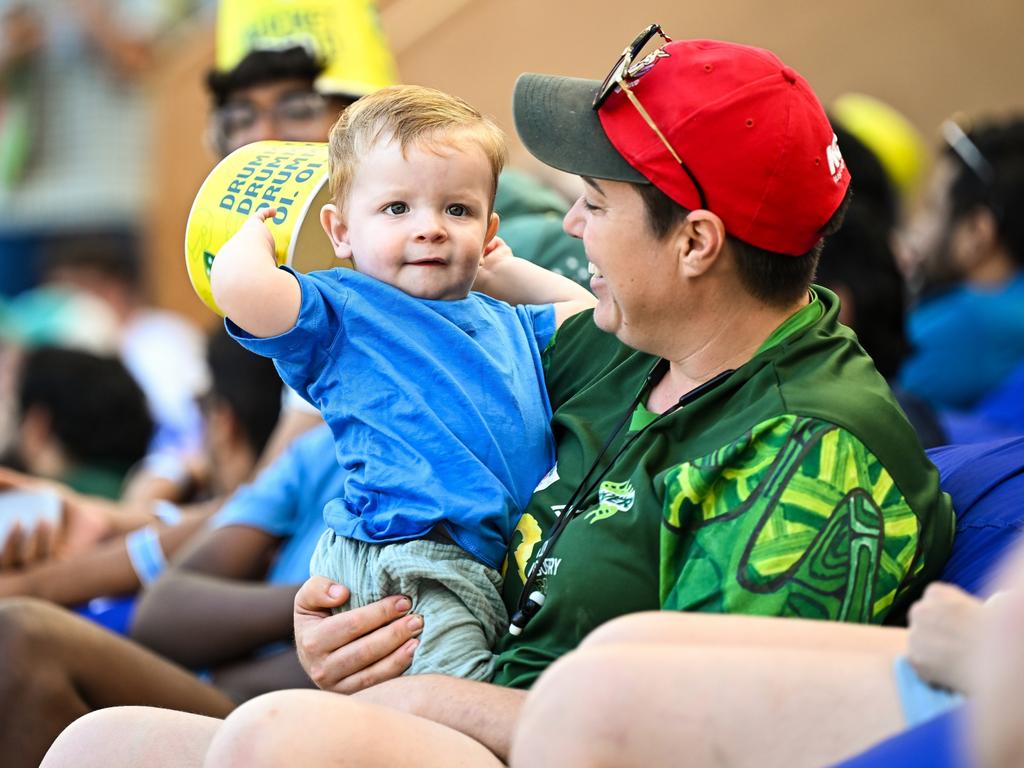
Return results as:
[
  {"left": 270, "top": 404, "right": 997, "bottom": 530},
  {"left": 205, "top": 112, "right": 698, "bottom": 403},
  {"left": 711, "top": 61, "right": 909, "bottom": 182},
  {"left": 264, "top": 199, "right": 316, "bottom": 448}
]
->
[
  {"left": 42, "top": 706, "right": 221, "bottom": 768},
  {"left": 204, "top": 690, "right": 363, "bottom": 768},
  {"left": 513, "top": 648, "right": 627, "bottom": 768}
]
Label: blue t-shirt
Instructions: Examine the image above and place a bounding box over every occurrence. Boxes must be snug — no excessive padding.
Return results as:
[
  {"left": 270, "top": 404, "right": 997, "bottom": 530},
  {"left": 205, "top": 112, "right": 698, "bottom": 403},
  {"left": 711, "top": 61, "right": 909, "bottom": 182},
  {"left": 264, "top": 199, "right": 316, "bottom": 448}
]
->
[
  {"left": 212, "top": 424, "right": 339, "bottom": 584},
  {"left": 900, "top": 273, "right": 1024, "bottom": 410},
  {"left": 228, "top": 268, "right": 556, "bottom": 570}
]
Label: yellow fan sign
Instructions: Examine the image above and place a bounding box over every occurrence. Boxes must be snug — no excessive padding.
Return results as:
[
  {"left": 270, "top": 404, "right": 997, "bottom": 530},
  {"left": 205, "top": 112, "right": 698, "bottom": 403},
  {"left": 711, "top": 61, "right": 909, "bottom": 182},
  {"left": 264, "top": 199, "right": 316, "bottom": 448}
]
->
[
  {"left": 185, "top": 140, "right": 348, "bottom": 315},
  {"left": 217, "top": 0, "right": 397, "bottom": 98}
]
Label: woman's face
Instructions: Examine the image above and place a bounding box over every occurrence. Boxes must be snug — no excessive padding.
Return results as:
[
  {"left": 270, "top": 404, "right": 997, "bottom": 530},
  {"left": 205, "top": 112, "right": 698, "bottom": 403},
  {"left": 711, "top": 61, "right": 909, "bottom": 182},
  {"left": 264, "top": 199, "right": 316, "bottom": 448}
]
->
[{"left": 563, "top": 177, "right": 680, "bottom": 352}]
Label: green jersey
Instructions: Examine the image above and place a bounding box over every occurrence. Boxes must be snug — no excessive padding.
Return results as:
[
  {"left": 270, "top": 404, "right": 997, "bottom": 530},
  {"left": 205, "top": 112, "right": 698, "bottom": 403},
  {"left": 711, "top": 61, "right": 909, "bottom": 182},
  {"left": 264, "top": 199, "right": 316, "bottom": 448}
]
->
[{"left": 492, "top": 287, "right": 954, "bottom": 689}]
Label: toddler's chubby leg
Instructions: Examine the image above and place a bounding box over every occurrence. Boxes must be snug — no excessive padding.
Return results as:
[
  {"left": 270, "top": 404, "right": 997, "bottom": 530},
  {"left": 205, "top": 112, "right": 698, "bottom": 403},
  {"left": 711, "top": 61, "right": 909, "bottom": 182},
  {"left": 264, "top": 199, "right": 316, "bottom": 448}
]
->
[
  {"left": 377, "top": 540, "right": 504, "bottom": 681},
  {"left": 309, "top": 531, "right": 503, "bottom": 681}
]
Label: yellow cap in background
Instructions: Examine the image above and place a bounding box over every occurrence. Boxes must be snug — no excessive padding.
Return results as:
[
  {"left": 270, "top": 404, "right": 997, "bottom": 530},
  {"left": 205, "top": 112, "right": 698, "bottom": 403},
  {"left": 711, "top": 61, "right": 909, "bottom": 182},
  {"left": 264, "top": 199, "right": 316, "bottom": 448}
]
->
[
  {"left": 832, "top": 92, "right": 929, "bottom": 201},
  {"left": 217, "top": 0, "right": 398, "bottom": 99}
]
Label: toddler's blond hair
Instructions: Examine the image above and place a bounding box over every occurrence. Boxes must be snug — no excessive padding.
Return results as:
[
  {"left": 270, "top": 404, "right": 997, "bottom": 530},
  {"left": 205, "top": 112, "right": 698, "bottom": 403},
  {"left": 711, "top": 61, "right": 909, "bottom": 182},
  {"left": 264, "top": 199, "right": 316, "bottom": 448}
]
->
[{"left": 328, "top": 85, "right": 507, "bottom": 210}]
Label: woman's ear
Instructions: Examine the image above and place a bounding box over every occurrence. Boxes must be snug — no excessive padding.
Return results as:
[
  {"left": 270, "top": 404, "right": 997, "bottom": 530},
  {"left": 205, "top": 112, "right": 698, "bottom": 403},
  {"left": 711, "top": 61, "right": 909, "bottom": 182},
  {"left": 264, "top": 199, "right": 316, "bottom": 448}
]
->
[
  {"left": 676, "top": 210, "right": 726, "bottom": 278},
  {"left": 320, "top": 203, "right": 353, "bottom": 262}
]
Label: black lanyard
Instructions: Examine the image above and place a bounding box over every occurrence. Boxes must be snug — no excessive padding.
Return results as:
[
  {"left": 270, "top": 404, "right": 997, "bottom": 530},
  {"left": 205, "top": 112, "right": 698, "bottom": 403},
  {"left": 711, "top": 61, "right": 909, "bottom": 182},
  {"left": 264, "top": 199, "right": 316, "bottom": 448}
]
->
[{"left": 508, "top": 359, "right": 736, "bottom": 635}]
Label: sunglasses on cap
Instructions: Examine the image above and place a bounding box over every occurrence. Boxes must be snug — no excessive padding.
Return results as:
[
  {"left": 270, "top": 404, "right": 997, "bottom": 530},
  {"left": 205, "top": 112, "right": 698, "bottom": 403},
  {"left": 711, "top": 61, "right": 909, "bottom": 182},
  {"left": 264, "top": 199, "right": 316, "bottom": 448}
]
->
[{"left": 593, "top": 24, "right": 708, "bottom": 209}]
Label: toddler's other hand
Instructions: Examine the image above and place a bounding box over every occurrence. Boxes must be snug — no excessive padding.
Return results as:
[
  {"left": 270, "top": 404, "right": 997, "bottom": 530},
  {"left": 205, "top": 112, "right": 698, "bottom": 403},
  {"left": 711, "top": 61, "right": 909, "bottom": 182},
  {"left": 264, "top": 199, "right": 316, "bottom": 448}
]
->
[{"left": 474, "top": 236, "right": 515, "bottom": 293}]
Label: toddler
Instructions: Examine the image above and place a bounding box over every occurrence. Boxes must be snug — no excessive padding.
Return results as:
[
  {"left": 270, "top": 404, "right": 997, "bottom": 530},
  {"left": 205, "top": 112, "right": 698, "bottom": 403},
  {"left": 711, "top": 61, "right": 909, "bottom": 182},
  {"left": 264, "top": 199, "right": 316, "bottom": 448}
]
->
[{"left": 211, "top": 85, "right": 594, "bottom": 679}]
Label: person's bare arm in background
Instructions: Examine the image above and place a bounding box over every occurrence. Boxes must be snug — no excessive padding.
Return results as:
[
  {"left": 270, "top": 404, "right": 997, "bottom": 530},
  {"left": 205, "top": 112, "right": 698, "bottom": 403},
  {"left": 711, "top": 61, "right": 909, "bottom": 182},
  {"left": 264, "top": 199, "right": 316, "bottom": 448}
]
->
[
  {"left": 0, "top": 499, "right": 217, "bottom": 605},
  {"left": 132, "top": 525, "right": 300, "bottom": 669}
]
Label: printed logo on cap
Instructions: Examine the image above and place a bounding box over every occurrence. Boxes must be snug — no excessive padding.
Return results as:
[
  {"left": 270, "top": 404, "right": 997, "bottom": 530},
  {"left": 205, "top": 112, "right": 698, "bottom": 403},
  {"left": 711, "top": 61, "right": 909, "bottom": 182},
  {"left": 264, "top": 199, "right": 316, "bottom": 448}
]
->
[{"left": 826, "top": 133, "right": 847, "bottom": 184}]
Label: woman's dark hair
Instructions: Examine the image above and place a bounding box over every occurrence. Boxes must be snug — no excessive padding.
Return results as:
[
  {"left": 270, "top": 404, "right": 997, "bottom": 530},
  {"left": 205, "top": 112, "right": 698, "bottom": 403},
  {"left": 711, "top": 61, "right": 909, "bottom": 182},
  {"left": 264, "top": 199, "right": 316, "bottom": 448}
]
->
[
  {"left": 635, "top": 182, "right": 851, "bottom": 307},
  {"left": 18, "top": 347, "right": 153, "bottom": 469}
]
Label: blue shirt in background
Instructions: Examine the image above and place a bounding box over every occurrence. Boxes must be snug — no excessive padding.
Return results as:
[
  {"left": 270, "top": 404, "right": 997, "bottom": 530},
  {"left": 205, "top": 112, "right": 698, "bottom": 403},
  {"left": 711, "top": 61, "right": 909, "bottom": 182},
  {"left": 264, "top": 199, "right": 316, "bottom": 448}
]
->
[
  {"left": 229, "top": 268, "right": 556, "bottom": 570},
  {"left": 213, "top": 424, "right": 339, "bottom": 584},
  {"left": 900, "top": 273, "right": 1024, "bottom": 410}
]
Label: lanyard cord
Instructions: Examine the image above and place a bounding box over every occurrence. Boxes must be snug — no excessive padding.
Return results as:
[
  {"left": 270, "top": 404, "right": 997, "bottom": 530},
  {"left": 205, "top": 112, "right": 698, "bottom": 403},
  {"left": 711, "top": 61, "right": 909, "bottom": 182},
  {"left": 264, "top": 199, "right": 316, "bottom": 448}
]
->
[
  {"left": 542, "top": 360, "right": 668, "bottom": 536},
  {"left": 511, "top": 361, "right": 736, "bottom": 627}
]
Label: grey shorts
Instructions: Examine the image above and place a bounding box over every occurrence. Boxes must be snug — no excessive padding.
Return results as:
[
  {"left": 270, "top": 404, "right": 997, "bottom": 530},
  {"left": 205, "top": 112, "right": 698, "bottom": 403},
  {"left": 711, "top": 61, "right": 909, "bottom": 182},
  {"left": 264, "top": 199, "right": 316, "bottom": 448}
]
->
[{"left": 309, "top": 529, "right": 507, "bottom": 681}]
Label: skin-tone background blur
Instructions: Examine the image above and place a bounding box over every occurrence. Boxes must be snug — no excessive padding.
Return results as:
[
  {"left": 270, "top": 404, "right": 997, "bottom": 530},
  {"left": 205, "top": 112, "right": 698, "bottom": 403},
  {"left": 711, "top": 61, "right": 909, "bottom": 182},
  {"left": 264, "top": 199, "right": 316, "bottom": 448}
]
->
[{"left": 150, "top": 0, "right": 1024, "bottom": 324}]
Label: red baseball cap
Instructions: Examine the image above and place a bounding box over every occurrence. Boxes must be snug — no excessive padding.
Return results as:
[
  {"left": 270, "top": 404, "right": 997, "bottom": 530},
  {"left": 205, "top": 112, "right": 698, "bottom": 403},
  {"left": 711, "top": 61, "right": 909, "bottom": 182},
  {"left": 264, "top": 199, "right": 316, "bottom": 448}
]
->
[{"left": 513, "top": 38, "right": 851, "bottom": 256}]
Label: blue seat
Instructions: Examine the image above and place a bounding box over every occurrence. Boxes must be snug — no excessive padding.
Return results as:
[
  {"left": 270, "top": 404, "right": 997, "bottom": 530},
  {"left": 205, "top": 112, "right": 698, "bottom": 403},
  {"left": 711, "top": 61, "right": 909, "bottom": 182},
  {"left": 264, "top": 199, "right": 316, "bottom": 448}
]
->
[
  {"left": 975, "top": 359, "right": 1024, "bottom": 434},
  {"left": 829, "top": 708, "right": 970, "bottom": 768},
  {"left": 929, "top": 436, "right": 1024, "bottom": 595},
  {"left": 74, "top": 595, "right": 138, "bottom": 635}
]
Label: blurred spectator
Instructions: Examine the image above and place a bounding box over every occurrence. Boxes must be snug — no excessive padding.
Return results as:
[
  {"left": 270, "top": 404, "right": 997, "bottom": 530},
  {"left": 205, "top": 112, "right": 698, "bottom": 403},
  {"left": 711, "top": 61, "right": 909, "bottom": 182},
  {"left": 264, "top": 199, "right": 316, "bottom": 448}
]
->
[
  {"left": 201, "top": 45, "right": 366, "bottom": 466},
  {"left": 45, "top": 237, "right": 210, "bottom": 459},
  {"left": 5, "top": 346, "right": 153, "bottom": 498},
  {"left": 831, "top": 92, "right": 928, "bottom": 219},
  {"left": 898, "top": 116, "right": 1024, "bottom": 411},
  {"left": 0, "top": 0, "right": 204, "bottom": 296},
  {"left": 0, "top": 327, "right": 283, "bottom": 616},
  {"left": 818, "top": 125, "right": 946, "bottom": 447},
  {"left": 121, "top": 325, "right": 285, "bottom": 506},
  {"left": 206, "top": 45, "right": 355, "bottom": 157},
  {"left": 0, "top": 235, "right": 210, "bottom": 470},
  {"left": 197, "top": 328, "right": 283, "bottom": 496}
]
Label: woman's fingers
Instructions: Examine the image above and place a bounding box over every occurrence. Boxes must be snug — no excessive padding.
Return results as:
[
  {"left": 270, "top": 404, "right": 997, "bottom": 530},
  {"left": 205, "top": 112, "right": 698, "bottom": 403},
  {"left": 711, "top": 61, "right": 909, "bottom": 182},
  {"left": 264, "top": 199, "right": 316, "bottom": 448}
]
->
[
  {"left": 293, "top": 575, "right": 421, "bottom": 693},
  {"left": 308, "top": 610, "right": 422, "bottom": 692},
  {"left": 330, "top": 636, "right": 420, "bottom": 695}
]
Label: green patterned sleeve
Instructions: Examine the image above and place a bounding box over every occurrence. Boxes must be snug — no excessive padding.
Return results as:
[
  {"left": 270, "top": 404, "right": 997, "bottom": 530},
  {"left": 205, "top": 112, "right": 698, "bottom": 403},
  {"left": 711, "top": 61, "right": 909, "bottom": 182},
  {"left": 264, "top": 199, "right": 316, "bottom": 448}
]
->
[{"left": 659, "top": 415, "right": 923, "bottom": 623}]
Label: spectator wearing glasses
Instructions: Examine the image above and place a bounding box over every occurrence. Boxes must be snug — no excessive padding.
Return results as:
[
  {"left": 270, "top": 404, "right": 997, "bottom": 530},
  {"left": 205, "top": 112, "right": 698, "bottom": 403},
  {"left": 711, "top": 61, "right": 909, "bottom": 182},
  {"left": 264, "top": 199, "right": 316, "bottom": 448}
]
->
[
  {"left": 39, "top": 33, "right": 953, "bottom": 768},
  {"left": 898, "top": 117, "right": 1024, "bottom": 412},
  {"left": 206, "top": 46, "right": 355, "bottom": 158}
]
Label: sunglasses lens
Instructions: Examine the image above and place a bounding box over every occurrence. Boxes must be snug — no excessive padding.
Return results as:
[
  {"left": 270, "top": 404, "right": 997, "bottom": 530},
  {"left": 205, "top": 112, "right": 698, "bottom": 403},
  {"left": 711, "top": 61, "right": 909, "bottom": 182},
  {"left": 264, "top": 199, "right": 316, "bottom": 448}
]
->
[
  {"left": 628, "top": 23, "right": 662, "bottom": 53},
  {"left": 594, "top": 53, "right": 628, "bottom": 109}
]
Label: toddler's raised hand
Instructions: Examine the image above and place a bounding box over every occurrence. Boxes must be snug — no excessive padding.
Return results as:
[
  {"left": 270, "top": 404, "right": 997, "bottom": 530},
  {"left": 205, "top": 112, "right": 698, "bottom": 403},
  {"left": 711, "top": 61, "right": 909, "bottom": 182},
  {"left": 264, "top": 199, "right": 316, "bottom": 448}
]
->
[
  {"left": 226, "top": 207, "right": 279, "bottom": 265},
  {"left": 210, "top": 205, "right": 302, "bottom": 337}
]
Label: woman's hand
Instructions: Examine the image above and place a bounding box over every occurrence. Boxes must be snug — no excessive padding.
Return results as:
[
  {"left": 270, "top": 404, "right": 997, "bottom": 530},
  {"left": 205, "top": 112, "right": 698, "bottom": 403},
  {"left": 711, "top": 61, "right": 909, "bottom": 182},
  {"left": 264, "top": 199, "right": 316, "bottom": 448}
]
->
[
  {"left": 907, "top": 582, "right": 984, "bottom": 694},
  {"left": 293, "top": 576, "right": 423, "bottom": 694}
]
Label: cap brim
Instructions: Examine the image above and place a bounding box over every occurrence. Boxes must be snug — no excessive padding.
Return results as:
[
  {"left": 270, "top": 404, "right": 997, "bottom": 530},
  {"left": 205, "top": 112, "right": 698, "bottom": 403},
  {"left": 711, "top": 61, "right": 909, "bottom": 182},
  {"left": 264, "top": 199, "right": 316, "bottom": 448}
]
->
[{"left": 513, "top": 73, "right": 648, "bottom": 184}]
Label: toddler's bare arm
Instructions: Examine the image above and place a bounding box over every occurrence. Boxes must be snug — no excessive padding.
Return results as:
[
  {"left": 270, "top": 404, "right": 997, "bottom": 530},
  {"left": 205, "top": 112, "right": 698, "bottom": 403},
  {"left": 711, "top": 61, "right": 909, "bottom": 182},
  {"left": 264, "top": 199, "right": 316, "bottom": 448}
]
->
[
  {"left": 210, "top": 208, "right": 302, "bottom": 338},
  {"left": 473, "top": 237, "right": 596, "bottom": 328}
]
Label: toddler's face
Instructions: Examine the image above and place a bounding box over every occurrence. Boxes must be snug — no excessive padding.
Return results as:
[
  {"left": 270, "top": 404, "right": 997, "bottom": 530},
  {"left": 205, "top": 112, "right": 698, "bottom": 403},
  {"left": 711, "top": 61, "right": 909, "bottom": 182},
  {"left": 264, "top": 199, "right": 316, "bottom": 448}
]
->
[{"left": 327, "top": 136, "right": 498, "bottom": 300}]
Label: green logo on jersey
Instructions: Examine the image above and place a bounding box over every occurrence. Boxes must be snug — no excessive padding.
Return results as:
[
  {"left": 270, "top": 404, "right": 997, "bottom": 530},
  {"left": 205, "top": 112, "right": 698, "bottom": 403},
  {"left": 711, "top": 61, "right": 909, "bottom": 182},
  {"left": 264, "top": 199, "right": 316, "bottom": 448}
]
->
[{"left": 584, "top": 480, "right": 635, "bottom": 524}]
